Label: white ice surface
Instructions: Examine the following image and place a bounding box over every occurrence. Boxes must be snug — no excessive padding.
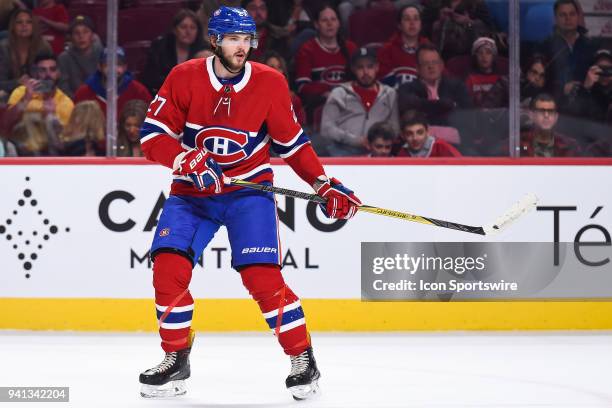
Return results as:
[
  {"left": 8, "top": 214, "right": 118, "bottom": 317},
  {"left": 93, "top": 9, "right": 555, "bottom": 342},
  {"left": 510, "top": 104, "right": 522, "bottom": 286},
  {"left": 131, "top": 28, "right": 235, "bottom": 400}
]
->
[{"left": 1, "top": 331, "right": 611, "bottom": 407}]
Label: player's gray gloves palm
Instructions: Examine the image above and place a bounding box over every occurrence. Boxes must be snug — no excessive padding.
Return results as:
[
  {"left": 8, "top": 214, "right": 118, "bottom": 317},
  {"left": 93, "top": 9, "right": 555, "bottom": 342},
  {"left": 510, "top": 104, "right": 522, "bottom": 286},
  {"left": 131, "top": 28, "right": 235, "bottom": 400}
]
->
[{"left": 173, "top": 147, "right": 224, "bottom": 193}]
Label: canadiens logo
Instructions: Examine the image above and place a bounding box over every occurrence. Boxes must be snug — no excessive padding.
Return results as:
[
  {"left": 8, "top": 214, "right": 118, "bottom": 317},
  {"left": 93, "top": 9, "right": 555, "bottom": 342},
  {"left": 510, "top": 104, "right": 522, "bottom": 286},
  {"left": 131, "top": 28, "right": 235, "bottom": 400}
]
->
[
  {"left": 321, "top": 65, "right": 347, "bottom": 85},
  {"left": 194, "top": 126, "right": 249, "bottom": 165},
  {"left": 159, "top": 228, "right": 170, "bottom": 237}
]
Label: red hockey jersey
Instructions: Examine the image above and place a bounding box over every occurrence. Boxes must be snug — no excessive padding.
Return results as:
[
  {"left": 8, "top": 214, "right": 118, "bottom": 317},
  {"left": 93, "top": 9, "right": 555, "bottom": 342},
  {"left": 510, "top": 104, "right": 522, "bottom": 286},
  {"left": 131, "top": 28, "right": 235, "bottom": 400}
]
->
[
  {"left": 377, "top": 33, "right": 429, "bottom": 87},
  {"left": 140, "top": 57, "right": 317, "bottom": 197},
  {"left": 294, "top": 37, "right": 357, "bottom": 98}
]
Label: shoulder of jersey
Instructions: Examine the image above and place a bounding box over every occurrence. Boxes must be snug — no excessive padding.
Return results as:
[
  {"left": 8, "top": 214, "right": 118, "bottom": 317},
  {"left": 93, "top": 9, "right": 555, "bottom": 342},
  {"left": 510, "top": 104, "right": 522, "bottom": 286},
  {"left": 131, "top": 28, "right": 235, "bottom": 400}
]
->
[{"left": 170, "top": 58, "right": 207, "bottom": 76}]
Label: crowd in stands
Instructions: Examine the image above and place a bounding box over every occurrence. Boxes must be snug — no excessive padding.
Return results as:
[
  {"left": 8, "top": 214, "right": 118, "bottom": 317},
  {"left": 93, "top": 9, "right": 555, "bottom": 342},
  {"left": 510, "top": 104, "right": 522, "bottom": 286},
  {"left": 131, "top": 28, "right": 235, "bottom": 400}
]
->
[{"left": 0, "top": 0, "right": 610, "bottom": 158}]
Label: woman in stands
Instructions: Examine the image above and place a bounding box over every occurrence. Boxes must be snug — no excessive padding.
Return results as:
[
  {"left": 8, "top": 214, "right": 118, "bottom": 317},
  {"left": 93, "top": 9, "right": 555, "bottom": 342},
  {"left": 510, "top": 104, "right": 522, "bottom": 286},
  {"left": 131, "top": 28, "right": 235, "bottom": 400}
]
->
[
  {"left": 0, "top": 9, "right": 52, "bottom": 94},
  {"left": 117, "top": 99, "right": 147, "bottom": 157},
  {"left": 60, "top": 100, "right": 105, "bottom": 156},
  {"left": 294, "top": 3, "right": 357, "bottom": 124},
  {"left": 521, "top": 53, "right": 548, "bottom": 107},
  {"left": 141, "top": 9, "right": 206, "bottom": 95}
]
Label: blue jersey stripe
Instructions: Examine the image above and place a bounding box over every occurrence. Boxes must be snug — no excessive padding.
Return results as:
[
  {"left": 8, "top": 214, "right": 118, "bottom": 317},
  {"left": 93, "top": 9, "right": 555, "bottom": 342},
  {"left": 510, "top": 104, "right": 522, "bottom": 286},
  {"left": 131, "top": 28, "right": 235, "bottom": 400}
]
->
[
  {"left": 140, "top": 122, "right": 169, "bottom": 140},
  {"left": 271, "top": 131, "right": 310, "bottom": 155},
  {"left": 156, "top": 309, "right": 193, "bottom": 323},
  {"left": 264, "top": 306, "right": 304, "bottom": 329}
]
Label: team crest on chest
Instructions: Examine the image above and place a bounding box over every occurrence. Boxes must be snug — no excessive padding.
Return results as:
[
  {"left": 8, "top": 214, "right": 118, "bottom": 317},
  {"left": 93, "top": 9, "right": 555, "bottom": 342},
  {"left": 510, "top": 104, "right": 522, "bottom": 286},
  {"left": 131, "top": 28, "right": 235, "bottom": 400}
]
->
[
  {"left": 321, "top": 65, "right": 347, "bottom": 85},
  {"left": 194, "top": 126, "right": 250, "bottom": 165}
]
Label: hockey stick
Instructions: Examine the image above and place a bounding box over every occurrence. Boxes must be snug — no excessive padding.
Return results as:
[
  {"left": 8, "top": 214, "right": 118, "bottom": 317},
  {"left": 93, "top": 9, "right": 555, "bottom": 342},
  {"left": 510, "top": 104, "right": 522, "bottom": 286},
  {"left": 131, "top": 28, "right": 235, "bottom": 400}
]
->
[{"left": 226, "top": 177, "right": 538, "bottom": 236}]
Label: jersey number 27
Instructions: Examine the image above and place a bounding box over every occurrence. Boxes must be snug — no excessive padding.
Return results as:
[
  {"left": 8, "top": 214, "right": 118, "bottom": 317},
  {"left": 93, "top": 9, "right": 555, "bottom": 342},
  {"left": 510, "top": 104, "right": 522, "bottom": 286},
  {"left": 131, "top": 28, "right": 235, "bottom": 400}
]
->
[{"left": 148, "top": 95, "right": 167, "bottom": 116}]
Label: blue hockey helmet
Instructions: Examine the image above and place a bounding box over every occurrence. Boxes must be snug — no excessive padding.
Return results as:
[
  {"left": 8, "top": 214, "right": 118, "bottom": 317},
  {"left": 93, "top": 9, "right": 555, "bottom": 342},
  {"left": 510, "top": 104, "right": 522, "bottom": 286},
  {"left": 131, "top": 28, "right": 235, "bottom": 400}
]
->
[{"left": 208, "top": 7, "right": 257, "bottom": 45}]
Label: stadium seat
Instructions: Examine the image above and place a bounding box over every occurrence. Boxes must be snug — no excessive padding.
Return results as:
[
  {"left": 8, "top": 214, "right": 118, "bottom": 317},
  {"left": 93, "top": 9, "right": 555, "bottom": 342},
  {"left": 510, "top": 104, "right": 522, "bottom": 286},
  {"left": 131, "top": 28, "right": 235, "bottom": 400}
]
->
[
  {"left": 521, "top": 3, "right": 555, "bottom": 42},
  {"left": 348, "top": 8, "right": 398, "bottom": 47},
  {"left": 118, "top": 7, "right": 175, "bottom": 44},
  {"left": 122, "top": 40, "right": 151, "bottom": 79}
]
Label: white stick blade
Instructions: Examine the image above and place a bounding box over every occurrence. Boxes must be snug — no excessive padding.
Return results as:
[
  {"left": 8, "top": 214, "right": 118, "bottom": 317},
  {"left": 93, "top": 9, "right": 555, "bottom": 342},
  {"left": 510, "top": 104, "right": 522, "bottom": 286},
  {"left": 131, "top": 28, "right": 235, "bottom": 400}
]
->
[{"left": 483, "top": 193, "right": 539, "bottom": 235}]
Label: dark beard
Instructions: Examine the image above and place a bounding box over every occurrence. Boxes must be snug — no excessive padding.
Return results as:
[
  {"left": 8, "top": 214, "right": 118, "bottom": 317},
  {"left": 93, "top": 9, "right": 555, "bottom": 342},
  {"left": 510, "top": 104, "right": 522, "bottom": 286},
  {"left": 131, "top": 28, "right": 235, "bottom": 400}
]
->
[{"left": 215, "top": 47, "right": 250, "bottom": 74}]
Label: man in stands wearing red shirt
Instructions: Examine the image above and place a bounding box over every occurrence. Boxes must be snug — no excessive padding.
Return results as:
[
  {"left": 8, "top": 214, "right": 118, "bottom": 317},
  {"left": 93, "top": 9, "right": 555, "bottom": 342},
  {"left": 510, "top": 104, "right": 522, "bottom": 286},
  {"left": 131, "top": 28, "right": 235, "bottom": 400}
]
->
[
  {"left": 74, "top": 47, "right": 152, "bottom": 116},
  {"left": 33, "top": 0, "right": 69, "bottom": 55},
  {"left": 396, "top": 113, "right": 461, "bottom": 157},
  {"left": 378, "top": 5, "right": 430, "bottom": 88}
]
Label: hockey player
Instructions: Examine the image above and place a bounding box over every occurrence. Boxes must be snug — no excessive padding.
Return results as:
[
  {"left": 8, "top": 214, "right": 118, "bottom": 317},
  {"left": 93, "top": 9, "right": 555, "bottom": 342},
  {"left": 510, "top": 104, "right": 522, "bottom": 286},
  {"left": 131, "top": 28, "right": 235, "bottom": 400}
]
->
[{"left": 137, "top": 6, "right": 361, "bottom": 400}]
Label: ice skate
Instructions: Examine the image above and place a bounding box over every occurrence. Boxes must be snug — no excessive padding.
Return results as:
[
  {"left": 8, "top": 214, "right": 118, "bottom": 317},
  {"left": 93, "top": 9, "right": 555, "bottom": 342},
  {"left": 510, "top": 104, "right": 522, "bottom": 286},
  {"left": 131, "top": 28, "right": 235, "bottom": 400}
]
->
[
  {"left": 285, "top": 347, "right": 320, "bottom": 400},
  {"left": 139, "top": 347, "right": 191, "bottom": 398}
]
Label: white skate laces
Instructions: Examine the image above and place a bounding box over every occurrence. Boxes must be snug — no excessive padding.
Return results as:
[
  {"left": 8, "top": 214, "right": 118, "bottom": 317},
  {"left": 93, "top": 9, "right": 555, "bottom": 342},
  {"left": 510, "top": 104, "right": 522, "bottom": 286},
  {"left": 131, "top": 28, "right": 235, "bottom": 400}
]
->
[
  {"left": 289, "top": 351, "right": 310, "bottom": 376},
  {"left": 146, "top": 352, "right": 177, "bottom": 374}
]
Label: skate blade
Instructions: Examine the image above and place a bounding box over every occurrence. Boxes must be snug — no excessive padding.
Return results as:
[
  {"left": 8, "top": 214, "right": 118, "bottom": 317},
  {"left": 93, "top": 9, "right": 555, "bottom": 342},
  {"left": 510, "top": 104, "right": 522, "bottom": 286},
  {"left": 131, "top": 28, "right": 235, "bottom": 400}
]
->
[
  {"left": 140, "top": 380, "right": 187, "bottom": 398},
  {"left": 289, "top": 380, "right": 320, "bottom": 401}
]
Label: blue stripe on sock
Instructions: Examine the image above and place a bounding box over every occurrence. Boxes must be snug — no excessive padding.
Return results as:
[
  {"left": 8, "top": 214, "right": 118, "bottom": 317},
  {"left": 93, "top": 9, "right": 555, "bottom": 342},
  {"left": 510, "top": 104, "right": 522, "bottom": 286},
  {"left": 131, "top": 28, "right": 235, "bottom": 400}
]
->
[
  {"left": 156, "top": 309, "right": 193, "bottom": 323},
  {"left": 264, "top": 306, "right": 304, "bottom": 329}
]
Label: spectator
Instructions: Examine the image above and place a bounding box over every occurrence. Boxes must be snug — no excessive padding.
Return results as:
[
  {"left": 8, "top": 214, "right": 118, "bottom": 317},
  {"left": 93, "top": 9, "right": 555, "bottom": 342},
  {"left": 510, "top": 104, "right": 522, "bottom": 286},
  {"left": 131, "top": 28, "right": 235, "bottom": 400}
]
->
[
  {"left": 295, "top": 3, "right": 357, "bottom": 122},
  {"left": 117, "top": 99, "right": 147, "bottom": 157},
  {"left": 0, "top": 9, "right": 52, "bottom": 94},
  {"left": 10, "top": 112, "right": 53, "bottom": 156},
  {"left": 262, "top": 50, "right": 306, "bottom": 125},
  {"left": 536, "top": 0, "right": 598, "bottom": 100},
  {"left": 378, "top": 5, "right": 430, "bottom": 88},
  {"left": 562, "top": 48, "right": 612, "bottom": 125},
  {"left": 423, "top": 0, "right": 496, "bottom": 60},
  {"left": 32, "top": 0, "right": 68, "bottom": 55},
  {"left": 464, "top": 37, "right": 506, "bottom": 108},
  {"left": 520, "top": 93, "right": 581, "bottom": 157},
  {"left": 5, "top": 51, "right": 73, "bottom": 142},
  {"left": 521, "top": 53, "right": 548, "bottom": 108},
  {"left": 398, "top": 44, "right": 471, "bottom": 126},
  {"left": 57, "top": 15, "right": 103, "bottom": 98},
  {"left": 141, "top": 9, "right": 206, "bottom": 96},
  {"left": 562, "top": 49, "right": 612, "bottom": 155},
  {"left": 321, "top": 46, "right": 399, "bottom": 156},
  {"left": 74, "top": 47, "right": 152, "bottom": 117},
  {"left": 366, "top": 121, "right": 395, "bottom": 157},
  {"left": 60, "top": 100, "right": 105, "bottom": 156},
  {"left": 395, "top": 113, "right": 461, "bottom": 156}
]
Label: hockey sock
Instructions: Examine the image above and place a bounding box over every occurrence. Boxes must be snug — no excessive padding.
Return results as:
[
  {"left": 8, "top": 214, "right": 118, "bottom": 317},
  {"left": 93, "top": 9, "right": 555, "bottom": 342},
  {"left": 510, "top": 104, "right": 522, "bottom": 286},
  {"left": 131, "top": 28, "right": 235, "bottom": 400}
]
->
[
  {"left": 153, "top": 252, "right": 194, "bottom": 352},
  {"left": 240, "top": 264, "right": 311, "bottom": 355}
]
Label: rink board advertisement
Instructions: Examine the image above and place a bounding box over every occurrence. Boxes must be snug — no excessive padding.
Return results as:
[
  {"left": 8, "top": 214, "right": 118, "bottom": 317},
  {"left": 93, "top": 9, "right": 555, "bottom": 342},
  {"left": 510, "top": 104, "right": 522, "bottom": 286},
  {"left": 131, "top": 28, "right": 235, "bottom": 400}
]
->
[{"left": 1, "top": 159, "right": 612, "bottom": 330}]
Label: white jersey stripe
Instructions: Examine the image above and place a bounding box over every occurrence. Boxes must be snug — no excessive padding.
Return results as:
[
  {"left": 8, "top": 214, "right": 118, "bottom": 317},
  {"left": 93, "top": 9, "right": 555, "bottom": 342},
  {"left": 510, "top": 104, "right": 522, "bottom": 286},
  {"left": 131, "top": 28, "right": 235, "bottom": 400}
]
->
[
  {"left": 160, "top": 321, "right": 192, "bottom": 329},
  {"left": 273, "top": 129, "right": 303, "bottom": 147},
  {"left": 156, "top": 304, "right": 194, "bottom": 313},
  {"left": 271, "top": 318, "right": 306, "bottom": 334},
  {"left": 144, "top": 118, "right": 179, "bottom": 138},
  {"left": 262, "top": 300, "right": 302, "bottom": 319}
]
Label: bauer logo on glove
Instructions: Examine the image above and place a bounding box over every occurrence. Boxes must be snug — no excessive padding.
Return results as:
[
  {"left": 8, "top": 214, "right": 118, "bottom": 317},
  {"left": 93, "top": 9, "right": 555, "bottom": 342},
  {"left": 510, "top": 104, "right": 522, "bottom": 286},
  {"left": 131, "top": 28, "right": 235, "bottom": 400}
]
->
[
  {"left": 173, "top": 148, "right": 224, "bottom": 193},
  {"left": 313, "top": 176, "right": 361, "bottom": 219}
]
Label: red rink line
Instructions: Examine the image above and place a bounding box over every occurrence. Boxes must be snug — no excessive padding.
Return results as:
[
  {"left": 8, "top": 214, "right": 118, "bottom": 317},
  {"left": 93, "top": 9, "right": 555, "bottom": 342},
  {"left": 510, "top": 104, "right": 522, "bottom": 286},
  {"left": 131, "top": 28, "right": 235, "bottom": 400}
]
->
[{"left": 0, "top": 157, "right": 611, "bottom": 165}]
